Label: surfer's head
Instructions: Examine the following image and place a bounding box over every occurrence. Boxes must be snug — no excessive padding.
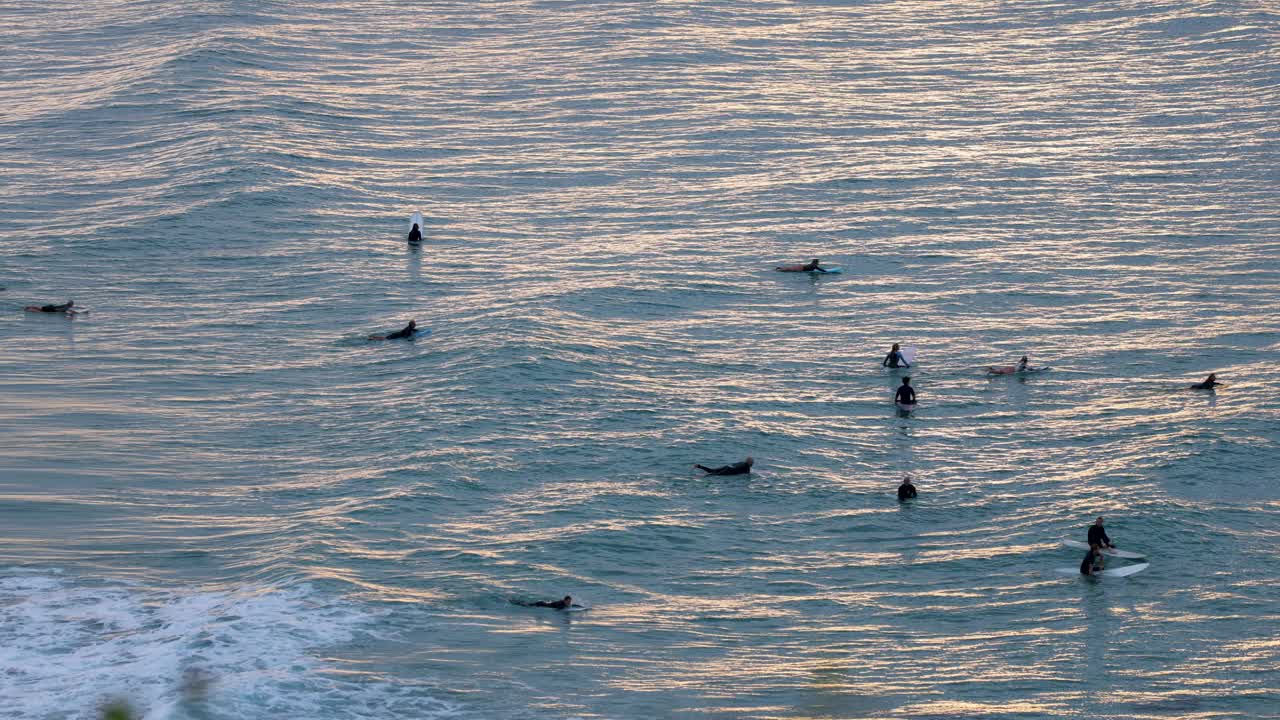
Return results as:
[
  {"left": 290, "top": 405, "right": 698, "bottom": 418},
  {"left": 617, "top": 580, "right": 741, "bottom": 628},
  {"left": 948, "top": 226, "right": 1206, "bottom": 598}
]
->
[
  {"left": 891, "top": 343, "right": 900, "bottom": 351},
  {"left": 563, "top": 595, "right": 572, "bottom": 604},
  {"left": 902, "top": 377, "right": 911, "bottom": 384},
  {"left": 1095, "top": 517, "right": 1104, "bottom": 526},
  {"left": 411, "top": 223, "right": 419, "bottom": 230},
  {"left": 745, "top": 456, "right": 754, "bottom": 467},
  {"left": 1206, "top": 373, "right": 1216, "bottom": 381},
  {"left": 408, "top": 320, "right": 416, "bottom": 329}
]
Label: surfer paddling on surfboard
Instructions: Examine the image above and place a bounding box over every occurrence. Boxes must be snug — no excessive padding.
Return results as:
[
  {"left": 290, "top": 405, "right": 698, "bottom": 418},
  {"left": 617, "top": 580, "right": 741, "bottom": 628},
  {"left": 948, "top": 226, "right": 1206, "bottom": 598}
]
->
[
  {"left": 368, "top": 319, "right": 419, "bottom": 341},
  {"left": 987, "top": 355, "right": 1030, "bottom": 375},
  {"left": 25, "top": 300, "right": 87, "bottom": 315},
  {"left": 407, "top": 223, "right": 422, "bottom": 243},
  {"left": 883, "top": 343, "right": 911, "bottom": 368},
  {"left": 695, "top": 457, "right": 754, "bottom": 476},
  {"left": 1189, "top": 373, "right": 1221, "bottom": 390},
  {"left": 513, "top": 595, "right": 583, "bottom": 611},
  {"left": 1088, "top": 517, "right": 1116, "bottom": 551},
  {"left": 776, "top": 259, "right": 829, "bottom": 273}
]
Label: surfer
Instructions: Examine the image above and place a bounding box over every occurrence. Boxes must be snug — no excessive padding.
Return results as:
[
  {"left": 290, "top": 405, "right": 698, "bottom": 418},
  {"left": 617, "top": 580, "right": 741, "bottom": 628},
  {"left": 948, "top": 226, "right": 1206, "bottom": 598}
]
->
[
  {"left": 883, "top": 343, "right": 910, "bottom": 368},
  {"left": 776, "top": 259, "right": 828, "bottom": 272},
  {"left": 695, "top": 457, "right": 754, "bottom": 476},
  {"left": 25, "top": 300, "right": 82, "bottom": 314},
  {"left": 1080, "top": 543, "right": 1105, "bottom": 575},
  {"left": 1189, "top": 373, "right": 1220, "bottom": 390},
  {"left": 897, "top": 476, "right": 917, "bottom": 500},
  {"left": 513, "top": 595, "right": 580, "bottom": 610},
  {"left": 987, "top": 356, "right": 1030, "bottom": 375},
  {"left": 368, "top": 319, "right": 417, "bottom": 341},
  {"left": 407, "top": 222, "right": 423, "bottom": 243},
  {"left": 895, "top": 377, "right": 916, "bottom": 405},
  {"left": 1087, "top": 517, "right": 1115, "bottom": 550}
]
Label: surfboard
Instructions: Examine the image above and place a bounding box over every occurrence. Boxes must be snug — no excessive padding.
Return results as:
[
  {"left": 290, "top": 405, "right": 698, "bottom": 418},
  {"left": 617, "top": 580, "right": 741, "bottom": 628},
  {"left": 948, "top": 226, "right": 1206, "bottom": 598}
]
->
[
  {"left": 1062, "top": 540, "right": 1145, "bottom": 559},
  {"left": 901, "top": 346, "right": 917, "bottom": 365},
  {"left": 409, "top": 211, "right": 423, "bottom": 232},
  {"left": 1056, "top": 562, "right": 1149, "bottom": 578},
  {"left": 895, "top": 402, "right": 917, "bottom": 412}
]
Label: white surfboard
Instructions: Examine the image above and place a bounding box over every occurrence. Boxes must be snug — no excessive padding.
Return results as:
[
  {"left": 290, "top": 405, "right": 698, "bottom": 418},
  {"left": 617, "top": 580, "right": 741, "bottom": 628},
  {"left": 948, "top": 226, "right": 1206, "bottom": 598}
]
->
[
  {"left": 1062, "top": 539, "right": 1145, "bottom": 559},
  {"left": 409, "top": 211, "right": 424, "bottom": 233},
  {"left": 901, "top": 346, "right": 917, "bottom": 366},
  {"left": 1056, "top": 562, "right": 1149, "bottom": 578},
  {"left": 895, "top": 402, "right": 917, "bottom": 412}
]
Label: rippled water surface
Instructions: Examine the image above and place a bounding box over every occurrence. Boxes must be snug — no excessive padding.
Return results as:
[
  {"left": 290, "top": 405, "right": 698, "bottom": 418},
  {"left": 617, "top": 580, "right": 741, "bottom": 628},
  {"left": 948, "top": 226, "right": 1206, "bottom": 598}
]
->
[{"left": 2, "top": 1, "right": 1278, "bottom": 718}]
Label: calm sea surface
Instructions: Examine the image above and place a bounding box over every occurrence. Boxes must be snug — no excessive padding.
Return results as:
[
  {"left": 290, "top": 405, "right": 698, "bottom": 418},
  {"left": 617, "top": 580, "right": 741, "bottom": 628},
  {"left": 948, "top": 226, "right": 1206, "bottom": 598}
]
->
[{"left": 2, "top": 1, "right": 1278, "bottom": 718}]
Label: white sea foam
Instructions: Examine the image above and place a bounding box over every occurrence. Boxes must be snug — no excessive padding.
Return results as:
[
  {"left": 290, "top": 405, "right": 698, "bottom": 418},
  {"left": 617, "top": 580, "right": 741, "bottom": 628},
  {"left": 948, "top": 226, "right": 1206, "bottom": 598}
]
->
[{"left": 0, "top": 572, "right": 457, "bottom": 720}]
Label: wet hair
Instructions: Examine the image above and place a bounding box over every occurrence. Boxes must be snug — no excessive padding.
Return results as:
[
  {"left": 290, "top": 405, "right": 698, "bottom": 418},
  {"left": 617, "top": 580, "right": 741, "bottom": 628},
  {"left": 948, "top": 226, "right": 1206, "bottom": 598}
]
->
[{"left": 902, "top": 377, "right": 911, "bottom": 383}]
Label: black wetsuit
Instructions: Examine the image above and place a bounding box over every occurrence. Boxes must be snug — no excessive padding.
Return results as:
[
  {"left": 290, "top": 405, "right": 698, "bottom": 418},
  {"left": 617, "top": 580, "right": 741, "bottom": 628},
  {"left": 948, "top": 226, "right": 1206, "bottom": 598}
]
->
[
  {"left": 897, "top": 483, "right": 917, "bottom": 500},
  {"left": 407, "top": 226, "right": 423, "bottom": 243},
  {"left": 1190, "top": 379, "right": 1218, "bottom": 389},
  {"left": 1080, "top": 549, "right": 1101, "bottom": 575},
  {"left": 883, "top": 351, "right": 908, "bottom": 368},
  {"left": 39, "top": 303, "right": 72, "bottom": 313},
  {"left": 696, "top": 461, "right": 752, "bottom": 476},
  {"left": 802, "top": 262, "right": 827, "bottom": 272},
  {"left": 1087, "top": 526, "right": 1112, "bottom": 548},
  {"left": 384, "top": 323, "right": 416, "bottom": 340},
  {"left": 531, "top": 599, "right": 571, "bottom": 609},
  {"left": 895, "top": 384, "right": 916, "bottom": 404}
]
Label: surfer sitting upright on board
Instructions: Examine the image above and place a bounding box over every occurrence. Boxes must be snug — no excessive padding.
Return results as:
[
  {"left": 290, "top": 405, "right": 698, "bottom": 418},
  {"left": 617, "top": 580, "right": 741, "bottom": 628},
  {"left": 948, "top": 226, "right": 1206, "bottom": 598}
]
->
[
  {"left": 1189, "top": 373, "right": 1220, "bottom": 390},
  {"left": 987, "top": 356, "right": 1029, "bottom": 375},
  {"left": 883, "top": 343, "right": 910, "bottom": 368},
  {"left": 368, "top": 319, "right": 417, "bottom": 341},
  {"left": 897, "top": 476, "right": 917, "bottom": 500},
  {"left": 695, "top": 457, "right": 754, "bottom": 476},
  {"left": 407, "top": 222, "right": 423, "bottom": 243},
  {"left": 1080, "top": 543, "right": 1105, "bottom": 576},
  {"left": 1087, "top": 517, "right": 1115, "bottom": 550},
  {"left": 895, "top": 377, "right": 916, "bottom": 405}
]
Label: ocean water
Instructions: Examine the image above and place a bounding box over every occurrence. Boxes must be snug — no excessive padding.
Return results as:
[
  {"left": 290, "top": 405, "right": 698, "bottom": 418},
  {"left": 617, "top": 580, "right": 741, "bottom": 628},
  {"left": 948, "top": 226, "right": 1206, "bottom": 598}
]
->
[{"left": 2, "top": 1, "right": 1278, "bottom": 718}]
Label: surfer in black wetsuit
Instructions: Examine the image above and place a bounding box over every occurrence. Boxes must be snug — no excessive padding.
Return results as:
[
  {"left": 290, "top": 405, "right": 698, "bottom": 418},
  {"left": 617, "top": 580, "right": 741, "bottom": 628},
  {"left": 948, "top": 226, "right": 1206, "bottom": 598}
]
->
[
  {"left": 883, "top": 343, "right": 910, "bottom": 368},
  {"left": 514, "top": 595, "right": 580, "bottom": 610},
  {"left": 897, "top": 476, "right": 917, "bottom": 500},
  {"left": 802, "top": 259, "right": 828, "bottom": 272},
  {"left": 695, "top": 457, "right": 754, "bottom": 476},
  {"left": 1087, "top": 517, "right": 1115, "bottom": 550},
  {"left": 1080, "top": 543, "right": 1104, "bottom": 575},
  {"left": 407, "top": 223, "right": 423, "bottom": 243},
  {"left": 1189, "top": 373, "right": 1220, "bottom": 390},
  {"left": 895, "top": 377, "right": 916, "bottom": 405},
  {"left": 368, "top": 319, "right": 417, "bottom": 340},
  {"left": 26, "top": 300, "right": 75, "bottom": 313}
]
